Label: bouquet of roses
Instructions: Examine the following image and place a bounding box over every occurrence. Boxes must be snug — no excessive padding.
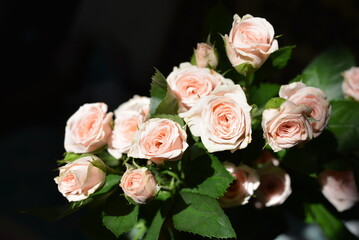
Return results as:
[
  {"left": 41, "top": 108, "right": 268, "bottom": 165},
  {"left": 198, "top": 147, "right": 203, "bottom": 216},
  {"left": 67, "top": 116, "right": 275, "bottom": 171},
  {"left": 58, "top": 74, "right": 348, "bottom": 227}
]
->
[{"left": 52, "top": 13, "right": 359, "bottom": 240}]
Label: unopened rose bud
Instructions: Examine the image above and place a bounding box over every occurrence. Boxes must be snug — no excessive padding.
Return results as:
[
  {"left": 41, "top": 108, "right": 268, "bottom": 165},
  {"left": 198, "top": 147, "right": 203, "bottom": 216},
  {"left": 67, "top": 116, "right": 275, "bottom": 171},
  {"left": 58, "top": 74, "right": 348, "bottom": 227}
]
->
[{"left": 194, "top": 43, "right": 218, "bottom": 69}]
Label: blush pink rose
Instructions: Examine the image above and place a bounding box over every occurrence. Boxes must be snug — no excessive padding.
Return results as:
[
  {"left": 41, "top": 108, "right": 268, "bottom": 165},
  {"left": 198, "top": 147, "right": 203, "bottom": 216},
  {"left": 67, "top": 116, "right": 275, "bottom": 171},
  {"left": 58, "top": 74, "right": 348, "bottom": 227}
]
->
[
  {"left": 342, "top": 67, "right": 359, "bottom": 101},
  {"left": 262, "top": 101, "right": 313, "bottom": 152},
  {"left": 279, "top": 82, "right": 331, "bottom": 138},
  {"left": 224, "top": 14, "right": 278, "bottom": 70},
  {"left": 166, "top": 62, "right": 234, "bottom": 113},
  {"left": 318, "top": 169, "right": 359, "bottom": 212},
  {"left": 64, "top": 103, "right": 113, "bottom": 153},
  {"left": 219, "top": 162, "right": 260, "bottom": 208},
  {"left": 54, "top": 155, "right": 106, "bottom": 202},
  {"left": 194, "top": 43, "right": 218, "bottom": 69},
  {"left": 255, "top": 165, "right": 292, "bottom": 207},
  {"left": 128, "top": 118, "right": 188, "bottom": 164},
  {"left": 120, "top": 167, "right": 160, "bottom": 204},
  {"left": 108, "top": 96, "right": 150, "bottom": 159},
  {"left": 181, "top": 84, "right": 252, "bottom": 153}
]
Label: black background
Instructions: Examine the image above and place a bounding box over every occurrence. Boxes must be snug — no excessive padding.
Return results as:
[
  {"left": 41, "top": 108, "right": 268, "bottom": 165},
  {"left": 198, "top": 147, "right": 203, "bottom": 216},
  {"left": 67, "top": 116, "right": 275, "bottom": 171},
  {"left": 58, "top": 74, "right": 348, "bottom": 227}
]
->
[{"left": 1, "top": 0, "right": 358, "bottom": 239}]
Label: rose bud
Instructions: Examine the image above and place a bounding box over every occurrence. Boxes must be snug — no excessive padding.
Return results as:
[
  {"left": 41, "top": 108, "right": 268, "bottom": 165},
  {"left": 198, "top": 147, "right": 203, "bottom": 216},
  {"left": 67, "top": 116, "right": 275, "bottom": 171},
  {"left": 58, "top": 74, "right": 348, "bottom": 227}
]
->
[
  {"left": 219, "top": 162, "right": 260, "bottom": 208},
  {"left": 166, "top": 62, "right": 233, "bottom": 114},
  {"left": 120, "top": 167, "right": 160, "bottom": 204},
  {"left": 64, "top": 102, "right": 113, "bottom": 153},
  {"left": 181, "top": 84, "right": 252, "bottom": 153},
  {"left": 224, "top": 14, "right": 278, "bottom": 75},
  {"left": 318, "top": 169, "right": 359, "bottom": 212},
  {"left": 108, "top": 96, "right": 150, "bottom": 159},
  {"left": 279, "top": 82, "right": 331, "bottom": 138},
  {"left": 255, "top": 165, "right": 292, "bottom": 208},
  {"left": 54, "top": 155, "right": 106, "bottom": 202},
  {"left": 262, "top": 100, "right": 313, "bottom": 152},
  {"left": 128, "top": 118, "right": 188, "bottom": 164},
  {"left": 342, "top": 67, "right": 359, "bottom": 102},
  {"left": 194, "top": 43, "right": 218, "bottom": 69}
]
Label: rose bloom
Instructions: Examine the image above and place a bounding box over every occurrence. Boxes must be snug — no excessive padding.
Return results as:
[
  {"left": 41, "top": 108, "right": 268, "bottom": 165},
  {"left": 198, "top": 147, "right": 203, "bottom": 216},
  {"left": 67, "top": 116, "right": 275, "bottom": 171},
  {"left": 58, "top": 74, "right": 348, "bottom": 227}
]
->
[
  {"left": 108, "top": 96, "right": 150, "bottom": 159},
  {"left": 255, "top": 150, "right": 279, "bottom": 166},
  {"left": 181, "top": 85, "right": 252, "bottom": 153},
  {"left": 262, "top": 101, "right": 313, "bottom": 152},
  {"left": 342, "top": 67, "right": 359, "bottom": 101},
  {"left": 120, "top": 167, "right": 160, "bottom": 204},
  {"left": 255, "top": 165, "right": 292, "bottom": 207},
  {"left": 219, "top": 162, "right": 260, "bottom": 208},
  {"left": 194, "top": 43, "right": 218, "bottom": 68},
  {"left": 54, "top": 155, "right": 106, "bottom": 202},
  {"left": 318, "top": 169, "right": 359, "bottom": 212},
  {"left": 279, "top": 82, "right": 331, "bottom": 138},
  {"left": 64, "top": 102, "right": 113, "bottom": 153},
  {"left": 128, "top": 118, "right": 188, "bottom": 164},
  {"left": 166, "top": 62, "right": 234, "bottom": 113},
  {"left": 224, "top": 14, "right": 278, "bottom": 70}
]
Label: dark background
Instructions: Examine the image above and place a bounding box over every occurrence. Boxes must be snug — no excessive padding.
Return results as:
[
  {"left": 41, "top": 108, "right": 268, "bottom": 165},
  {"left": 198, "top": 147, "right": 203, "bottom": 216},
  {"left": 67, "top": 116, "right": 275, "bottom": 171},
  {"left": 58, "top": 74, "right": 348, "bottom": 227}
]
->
[{"left": 1, "top": 0, "right": 358, "bottom": 239}]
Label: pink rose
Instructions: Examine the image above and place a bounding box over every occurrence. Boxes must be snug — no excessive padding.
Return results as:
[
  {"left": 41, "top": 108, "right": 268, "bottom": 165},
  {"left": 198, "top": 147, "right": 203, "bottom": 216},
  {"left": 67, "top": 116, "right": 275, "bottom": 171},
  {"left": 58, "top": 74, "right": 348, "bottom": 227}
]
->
[
  {"left": 255, "top": 150, "right": 280, "bottom": 166},
  {"left": 318, "top": 169, "right": 359, "bottom": 212},
  {"left": 108, "top": 96, "right": 150, "bottom": 159},
  {"left": 279, "top": 82, "right": 331, "bottom": 138},
  {"left": 64, "top": 103, "right": 113, "bottom": 153},
  {"left": 262, "top": 101, "right": 313, "bottom": 152},
  {"left": 219, "top": 162, "right": 260, "bottom": 208},
  {"left": 128, "top": 118, "right": 188, "bottom": 164},
  {"left": 224, "top": 14, "right": 278, "bottom": 71},
  {"left": 255, "top": 165, "right": 292, "bottom": 207},
  {"left": 194, "top": 43, "right": 218, "bottom": 68},
  {"left": 166, "top": 62, "right": 233, "bottom": 113},
  {"left": 120, "top": 167, "right": 160, "bottom": 204},
  {"left": 342, "top": 67, "right": 359, "bottom": 101},
  {"left": 181, "top": 85, "right": 252, "bottom": 153},
  {"left": 54, "top": 155, "right": 106, "bottom": 202}
]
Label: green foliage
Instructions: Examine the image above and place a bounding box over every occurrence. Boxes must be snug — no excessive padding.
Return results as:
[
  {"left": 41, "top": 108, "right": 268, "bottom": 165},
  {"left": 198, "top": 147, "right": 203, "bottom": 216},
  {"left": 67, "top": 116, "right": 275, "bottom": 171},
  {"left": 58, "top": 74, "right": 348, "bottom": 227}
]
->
[
  {"left": 173, "top": 190, "right": 236, "bottom": 239},
  {"left": 150, "top": 69, "right": 168, "bottom": 116},
  {"left": 152, "top": 114, "right": 185, "bottom": 127},
  {"left": 270, "top": 45, "right": 296, "bottom": 69},
  {"left": 234, "top": 62, "right": 255, "bottom": 76},
  {"left": 264, "top": 97, "right": 286, "bottom": 110},
  {"left": 249, "top": 83, "right": 280, "bottom": 108}
]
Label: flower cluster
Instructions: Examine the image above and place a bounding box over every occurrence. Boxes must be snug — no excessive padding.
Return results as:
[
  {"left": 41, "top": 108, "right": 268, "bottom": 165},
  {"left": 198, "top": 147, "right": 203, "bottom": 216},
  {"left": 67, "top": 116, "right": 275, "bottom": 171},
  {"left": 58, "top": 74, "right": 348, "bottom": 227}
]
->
[{"left": 52, "top": 13, "right": 359, "bottom": 240}]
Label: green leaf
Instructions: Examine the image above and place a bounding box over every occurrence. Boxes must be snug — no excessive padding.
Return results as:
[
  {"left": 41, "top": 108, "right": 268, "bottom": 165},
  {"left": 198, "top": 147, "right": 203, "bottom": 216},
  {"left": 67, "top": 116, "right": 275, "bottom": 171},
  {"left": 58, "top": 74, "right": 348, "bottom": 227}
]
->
[
  {"left": 61, "top": 152, "right": 83, "bottom": 163},
  {"left": 154, "top": 91, "right": 179, "bottom": 115},
  {"left": 173, "top": 190, "right": 236, "bottom": 239},
  {"left": 300, "top": 45, "right": 355, "bottom": 100},
  {"left": 150, "top": 68, "right": 168, "bottom": 116},
  {"left": 92, "top": 174, "right": 121, "bottom": 197},
  {"left": 327, "top": 100, "right": 359, "bottom": 152},
  {"left": 264, "top": 97, "right": 286, "bottom": 110},
  {"left": 249, "top": 83, "right": 280, "bottom": 108},
  {"left": 270, "top": 45, "right": 295, "bottom": 69},
  {"left": 152, "top": 114, "right": 185, "bottom": 127},
  {"left": 96, "top": 150, "right": 120, "bottom": 167},
  {"left": 304, "top": 203, "right": 357, "bottom": 240},
  {"left": 234, "top": 62, "right": 255, "bottom": 76}
]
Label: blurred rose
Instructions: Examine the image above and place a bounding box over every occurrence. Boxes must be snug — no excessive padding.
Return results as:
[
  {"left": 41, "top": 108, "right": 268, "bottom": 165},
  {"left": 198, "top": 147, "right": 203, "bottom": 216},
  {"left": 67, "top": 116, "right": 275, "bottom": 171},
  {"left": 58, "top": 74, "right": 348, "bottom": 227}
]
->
[
  {"left": 255, "top": 150, "right": 279, "bottom": 166},
  {"left": 255, "top": 165, "right": 291, "bottom": 207},
  {"left": 108, "top": 96, "right": 150, "bottom": 159},
  {"left": 64, "top": 103, "right": 113, "bottom": 153},
  {"left": 342, "top": 67, "right": 359, "bottom": 101},
  {"left": 181, "top": 85, "right": 252, "bottom": 153},
  {"left": 128, "top": 118, "right": 188, "bottom": 164},
  {"left": 194, "top": 43, "right": 218, "bottom": 68},
  {"left": 318, "top": 169, "right": 359, "bottom": 212},
  {"left": 54, "top": 155, "right": 106, "bottom": 202},
  {"left": 279, "top": 82, "right": 331, "bottom": 138},
  {"left": 120, "top": 167, "right": 160, "bottom": 204},
  {"left": 262, "top": 101, "right": 313, "bottom": 152},
  {"left": 224, "top": 14, "right": 278, "bottom": 71},
  {"left": 219, "top": 162, "right": 260, "bottom": 208},
  {"left": 166, "top": 62, "right": 233, "bottom": 113}
]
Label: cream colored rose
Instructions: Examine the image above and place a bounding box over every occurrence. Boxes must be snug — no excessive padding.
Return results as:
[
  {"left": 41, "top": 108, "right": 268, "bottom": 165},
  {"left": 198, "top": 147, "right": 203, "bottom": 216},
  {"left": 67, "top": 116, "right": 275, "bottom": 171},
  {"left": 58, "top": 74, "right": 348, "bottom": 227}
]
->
[
  {"left": 54, "top": 155, "right": 106, "bottom": 202},
  {"left": 318, "top": 169, "right": 359, "bottom": 212},
  {"left": 219, "top": 162, "right": 260, "bottom": 208},
  {"left": 128, "top": 118, "right": 188, "bottom": 164},
  {"left": 64, "top": 103, "right": 113, "bottom": 153},
  {"left": 194, "top": 43, "right": 218, "bottom": 68},
  {"left": 262, "top": 101, "right": 313, "bottom": 152},
  {"left": 224, "top": 14, "right": 278, "bottom": 70},
  {"left": 279, "top": 82, "right": 331, "bottom": 138},
  {"left": 342, "top": 67, "right": 359, "bottom": 101},
  {"left": 166, "top": 62, "right": 234, "bottom": 113},
  {"left": 108, "top": 96, "right": 150, "bottom": 159},
  {"left": 120, "top": 167, "right": 160, "bottom": 204},
  {"left": 181, "top": 84, "right": 252, "bottom": 153},
  {"left": 255, "top": 165, "right": 291, "bottom": 207}
]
